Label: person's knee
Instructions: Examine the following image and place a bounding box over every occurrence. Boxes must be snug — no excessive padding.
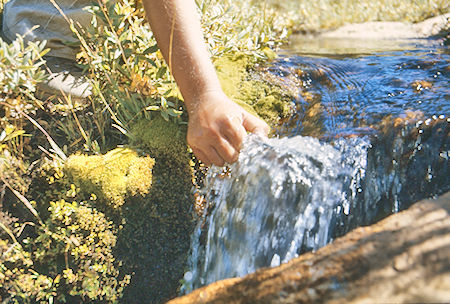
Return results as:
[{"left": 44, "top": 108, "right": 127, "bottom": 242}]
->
[{"left": 2, "top": 0, "right": 94, "bottom": 60}]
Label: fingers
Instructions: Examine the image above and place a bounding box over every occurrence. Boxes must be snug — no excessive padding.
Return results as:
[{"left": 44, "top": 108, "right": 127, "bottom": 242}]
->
[
  {"left": 193, "top": 140, "right": 237, "bottom": 167},
  {"left": 192, "top": 147, "right": 212, "bottom": 167},
  {"left": 222, "top": 117, "right": 246, "bottom": 151},
  {"left": 216, "top": 137, "right": 239, "bottom": 163},
  {"left": 186, "top": 95, "right": 270, "bottom": 167},
  {"left": 191, "top": 119, "right": 242, "bottom": 166},
  {"left": 206, "top": 146, "right": 225, "bottom": 167},
  {"left": 242, "top": 112, "right": 270, "bottom": 137},
  {"left": 191, "top": 113, "right": 268, "bottom": 167}
]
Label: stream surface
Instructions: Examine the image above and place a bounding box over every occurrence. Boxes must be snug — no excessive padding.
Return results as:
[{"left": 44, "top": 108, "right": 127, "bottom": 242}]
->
[{"left": 182, "top": 38, "right": 449, "bottom": 293}]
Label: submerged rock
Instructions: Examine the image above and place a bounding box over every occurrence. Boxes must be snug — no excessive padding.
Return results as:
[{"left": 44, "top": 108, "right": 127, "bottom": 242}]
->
[{"left": 168, "top": 192, "right": 450, "bottom": 304}]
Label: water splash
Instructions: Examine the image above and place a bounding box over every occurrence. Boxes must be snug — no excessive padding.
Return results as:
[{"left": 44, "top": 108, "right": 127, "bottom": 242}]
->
[{"left": 182, "top": 134, "right": 370, "bottom": 292}]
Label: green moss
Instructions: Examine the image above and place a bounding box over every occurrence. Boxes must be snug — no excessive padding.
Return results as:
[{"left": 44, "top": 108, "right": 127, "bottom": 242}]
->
[
  {"left": 65, "top": 148, "right": 155, "bottom": 209},
  {"left": 214, "top": 55, "right": 292, "bottom": 126},
  {"left": 215, "top": 55, "right": 250, "bottom": 99},
  {"left": 120, "top": 116, "right": 194, "bottom": 303},
  {"left": 130, "top": 116, "right": 187, "bottom": 159}
]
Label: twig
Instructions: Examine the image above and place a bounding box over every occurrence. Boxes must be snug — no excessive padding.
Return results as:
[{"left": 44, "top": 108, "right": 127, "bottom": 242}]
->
[
  {"left": 1, "top": 177, "right": 44, "bottom": 226},
  {"left": 16, "top": 222, "right": 36, "bottom": 238}
]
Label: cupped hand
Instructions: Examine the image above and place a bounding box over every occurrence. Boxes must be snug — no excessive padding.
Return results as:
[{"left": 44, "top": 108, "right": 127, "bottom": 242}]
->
[{"left": 187, "top": 90, "right": 269, "bottom": 167}]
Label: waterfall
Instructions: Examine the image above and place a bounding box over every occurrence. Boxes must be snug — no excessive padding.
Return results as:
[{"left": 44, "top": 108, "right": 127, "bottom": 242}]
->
[{"left": 182, "top": 134, "right": 371, "bottom": 292}]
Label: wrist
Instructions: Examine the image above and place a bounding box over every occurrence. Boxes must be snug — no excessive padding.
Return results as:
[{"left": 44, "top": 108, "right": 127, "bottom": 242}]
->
[{"left": 183, "top": 86, "right": 226, "bottom": 115}]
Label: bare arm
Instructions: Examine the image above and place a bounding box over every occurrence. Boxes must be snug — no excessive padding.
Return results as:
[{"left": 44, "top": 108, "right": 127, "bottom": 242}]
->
[{"left": 142, "top": 0, "right": 269, "bottom": 166}]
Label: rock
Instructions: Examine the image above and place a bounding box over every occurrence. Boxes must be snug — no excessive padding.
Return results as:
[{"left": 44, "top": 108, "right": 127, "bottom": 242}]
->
[
  {"left": 320, "top": 13, "right": 449, "bottom": 39},
  {"left": 414, "top": 13, "right": 450, "bottom": 38},
  {"left": 168, "top": 192, "right": 450, "bottom": 304},
  {"left": 289, "top": 14, "right": 449, "bottom": 54}
]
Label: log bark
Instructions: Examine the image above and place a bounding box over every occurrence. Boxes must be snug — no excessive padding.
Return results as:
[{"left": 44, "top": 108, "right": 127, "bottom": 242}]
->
[{"left": 169, "top": 192, "right": 450, "bottom": 304}]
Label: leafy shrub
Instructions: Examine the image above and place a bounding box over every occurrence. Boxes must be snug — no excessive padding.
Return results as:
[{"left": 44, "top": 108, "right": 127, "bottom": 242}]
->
[
  {"left": 73, "top": 0, "right": 184, "bottom": 132},
  {"left": 0, "top": 35, "right": 48, "bottom": 99},
  {"left": 197, "top": 0, "right": 290, "bottom": 59},
  {"left": 1, "top": 157, "right": 130, "bottom": 303},
  {"left": 0, "top": 34, "right": 49, "bottom": 161}
]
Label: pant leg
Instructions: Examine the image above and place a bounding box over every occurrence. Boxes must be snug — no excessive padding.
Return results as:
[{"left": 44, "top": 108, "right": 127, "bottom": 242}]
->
[{"left": 3, "top": 0, "right": 93, "bottom": 60}]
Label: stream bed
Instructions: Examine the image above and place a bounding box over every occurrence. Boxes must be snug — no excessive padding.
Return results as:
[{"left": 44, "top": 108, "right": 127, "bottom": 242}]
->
[{"left": 182, "top": 37, "right": 449, "bottom": 293}]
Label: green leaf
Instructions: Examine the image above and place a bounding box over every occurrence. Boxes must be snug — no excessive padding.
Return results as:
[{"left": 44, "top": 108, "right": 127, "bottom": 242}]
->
[
  {"left": 141, "top": 56, "right": 157, "bottom": 68},
  {"left": 161, "top": 96, "right": 168, "bottom": 108},
  {"left": 143, "top": 44, "right": 159, "bottom": 55},
  {"left": 145, "top": 106, "right": 160, "bottom": 111},
  {"left": 156, "top": 66, "right": 167, "bottom": 79},
  {"left": 167, "top": 108, "right": 183, "bottom": 117},
  {"left": 160, "top": 111, "right": 169, "bottom": 121}
]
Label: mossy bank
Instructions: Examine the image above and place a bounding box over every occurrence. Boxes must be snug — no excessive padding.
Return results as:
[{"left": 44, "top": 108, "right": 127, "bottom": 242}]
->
[{"left": 1, "top": 118, "right": 195, "bottom": 303}]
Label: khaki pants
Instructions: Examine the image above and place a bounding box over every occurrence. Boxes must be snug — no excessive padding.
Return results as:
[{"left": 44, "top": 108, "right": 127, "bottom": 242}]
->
[{"left": 3, "top": 0, "right": 93, "bottom": 60}]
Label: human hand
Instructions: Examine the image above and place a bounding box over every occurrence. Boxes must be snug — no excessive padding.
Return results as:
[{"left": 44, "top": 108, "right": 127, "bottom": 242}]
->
[
  {"left": 143, "top": 0, "right": 269, "bottom": 165},
  {"left": 187, "top": 90, "right": 270, "bottom": 166}
]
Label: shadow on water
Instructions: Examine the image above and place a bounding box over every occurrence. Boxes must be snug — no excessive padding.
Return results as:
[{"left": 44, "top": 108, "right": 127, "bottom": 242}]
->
[{"left": 182, "top": 37, "right": 449, "bottom": 292}]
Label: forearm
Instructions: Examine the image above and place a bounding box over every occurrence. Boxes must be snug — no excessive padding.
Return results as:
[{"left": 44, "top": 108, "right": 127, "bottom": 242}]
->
[
  {"left": 142, "top": 0, "right": 222, "bottom": 111},
  {"left": 142, "top": 0, "right": 269, "bottom": 167}
]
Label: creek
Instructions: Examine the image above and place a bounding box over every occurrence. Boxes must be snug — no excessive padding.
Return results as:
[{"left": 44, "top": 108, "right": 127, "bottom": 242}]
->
[{"left": 182, "top": 37, "right": 449, "bottom": 293}]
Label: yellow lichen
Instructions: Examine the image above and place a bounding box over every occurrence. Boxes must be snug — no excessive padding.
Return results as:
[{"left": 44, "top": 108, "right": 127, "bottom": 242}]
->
[{"left": 65, "top": 148, "right": 155, "bottom": 209}]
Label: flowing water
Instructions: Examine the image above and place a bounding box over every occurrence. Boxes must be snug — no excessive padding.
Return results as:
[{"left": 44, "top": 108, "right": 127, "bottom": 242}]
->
[{"left": 182, "top": 38, "right": 449, "bottom": 292}]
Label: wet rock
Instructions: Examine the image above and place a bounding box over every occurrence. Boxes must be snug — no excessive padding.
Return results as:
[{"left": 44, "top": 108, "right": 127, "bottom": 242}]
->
[{"left": 168, "top": 192, "right": 450, "bottom": 304}]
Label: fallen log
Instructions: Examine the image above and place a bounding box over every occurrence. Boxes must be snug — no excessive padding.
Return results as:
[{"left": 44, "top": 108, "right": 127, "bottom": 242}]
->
[{"left": 169, "top": 192, "right": 450, "bottom": 304}]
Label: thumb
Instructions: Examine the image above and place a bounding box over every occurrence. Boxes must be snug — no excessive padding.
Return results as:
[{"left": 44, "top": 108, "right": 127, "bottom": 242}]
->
[{"left": 242, "top": 112, "right": 270, "bottom": 138}]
